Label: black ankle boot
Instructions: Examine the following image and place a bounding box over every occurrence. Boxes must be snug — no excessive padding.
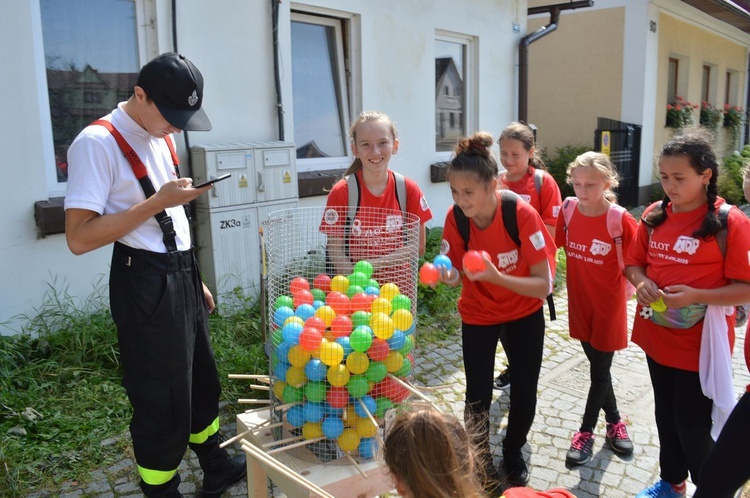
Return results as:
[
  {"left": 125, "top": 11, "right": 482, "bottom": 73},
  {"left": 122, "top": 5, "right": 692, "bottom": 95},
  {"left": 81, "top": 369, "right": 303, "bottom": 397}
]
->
[
  {"left": 140, "top": 474, "right": 184, "bottom": 498},
  {"left": 192, "top": 434, "right": 247, "bottom": 497}
]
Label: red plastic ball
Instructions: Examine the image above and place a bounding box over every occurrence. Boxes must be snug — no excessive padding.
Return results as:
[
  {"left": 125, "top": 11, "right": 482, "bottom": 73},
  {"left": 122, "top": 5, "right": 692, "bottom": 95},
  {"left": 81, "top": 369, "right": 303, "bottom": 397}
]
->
[
  {"left": 330, "top": 315, "right": 353, "bottom": 338},
  {"left": 293, "top": 289, "right": 314, "bottom": 308},
  {"left": 327, "top": 386, "right": 349, "bottom": 409},
  {"left": 326, "top": 291, "right": 351, "bottom": 316},
  {"left": 419, "top": 263, "right": 439, "bottom": 285},
  {"left": 305, "top": 316, "right": 327, "bottom": 332},
  {"left": 463, "top": 250, "right": 486, "bottom": 273},
  {"left": 313, "top": 274, "right": 332, "bottom": 293},
  {"left": 350, "top": 293, "right": 372, "bottom": 313},
  {"left": 367, "top": 338, "right": 390, "bottom": 362},
  {"left": 299, "top": 326, "right": 323, "bottom": 351},
  {"left": 290, "top": 277, "right": 310, "bottom": 294}
]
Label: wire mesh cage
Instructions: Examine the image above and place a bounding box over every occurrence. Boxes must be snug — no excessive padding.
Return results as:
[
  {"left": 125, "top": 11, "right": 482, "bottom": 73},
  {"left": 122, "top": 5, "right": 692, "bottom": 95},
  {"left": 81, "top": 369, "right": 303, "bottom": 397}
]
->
[{"left": 261, "top": 205, "right": 421, "bottom": 464}]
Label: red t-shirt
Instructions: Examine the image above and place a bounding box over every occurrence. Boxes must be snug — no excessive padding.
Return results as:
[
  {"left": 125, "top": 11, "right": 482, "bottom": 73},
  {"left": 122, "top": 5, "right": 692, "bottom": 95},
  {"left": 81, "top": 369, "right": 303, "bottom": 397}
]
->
[
  {"left": 625, "top": 200, "right": 750, "bottom": 371},
  {"left": 441, "top": 191, "right": 556, "bottom": 325},
  {"left": 555, "top": 202, "right": 638, "bottom": 351},
  {"left": 502, "top": 487, "right": 576, "bottom": 498},
  {"left": 499, "top": 167, "right": 562, "bottom": 228}
]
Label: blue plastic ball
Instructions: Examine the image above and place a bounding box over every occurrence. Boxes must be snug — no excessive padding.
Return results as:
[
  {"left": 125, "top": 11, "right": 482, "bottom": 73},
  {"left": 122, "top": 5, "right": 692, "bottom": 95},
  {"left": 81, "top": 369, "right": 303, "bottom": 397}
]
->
[
  {"left": 364, "top": 286, "right": 380, "bottom": 296},
  {"left": 274, "top": 361, "right": 290, "bottom": 382},
  {"left": 286, "top": 404, "right": 305, "bottom": 427},
  {"left": 312, "top": 300, "right": 325, "bottom": 310},
  {"left": 295, "top": 303, "right": 315, "bottom": 322},
  {"left": 355, "top": 395, "right": 377, "bottom": 419},
  {"left": 302, "top": 402, "right": 325, "bottom": 423},
  {"left": 358, "top": 437, "right": 377, "bottom": 459},
  {"left": 273, "top": 306, "right": 295, "bottom": 327},
  {"left": 433, "top": 254, "right": 453, "bottom": 271},
  {"left": 304, "top": 358, "right": 328, "bottom": 382},
  {"left": 282, "top": 321, "right": 303, "bottom": 344},
  {"left": 386, "top": 330, "right": 406, "bottom": 350},
  {"left": 335, "top": 336, "right": 353, "bottom": 359},
  {"left": 321, "top": 416, "right": 344, "bottom": 439}
]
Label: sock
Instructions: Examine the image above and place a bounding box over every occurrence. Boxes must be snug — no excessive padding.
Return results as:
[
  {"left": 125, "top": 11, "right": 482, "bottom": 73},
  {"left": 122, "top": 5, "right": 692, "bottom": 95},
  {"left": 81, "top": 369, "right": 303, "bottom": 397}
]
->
[{"left": 672, "top": 481, "right": 686, "bottom": 493}]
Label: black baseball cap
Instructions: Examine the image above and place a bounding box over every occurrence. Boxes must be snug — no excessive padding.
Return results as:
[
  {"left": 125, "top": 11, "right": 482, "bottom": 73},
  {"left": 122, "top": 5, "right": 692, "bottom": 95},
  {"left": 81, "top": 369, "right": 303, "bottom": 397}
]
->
[{"left": 136, "top": 53, "right": 212, "bottom": 131}]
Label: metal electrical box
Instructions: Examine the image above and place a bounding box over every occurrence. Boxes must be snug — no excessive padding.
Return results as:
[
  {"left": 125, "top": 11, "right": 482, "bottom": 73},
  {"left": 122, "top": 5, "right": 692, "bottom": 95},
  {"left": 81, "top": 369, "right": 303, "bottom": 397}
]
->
[{"left": 191, "top": 142, "right": 299, "bottom": 311}]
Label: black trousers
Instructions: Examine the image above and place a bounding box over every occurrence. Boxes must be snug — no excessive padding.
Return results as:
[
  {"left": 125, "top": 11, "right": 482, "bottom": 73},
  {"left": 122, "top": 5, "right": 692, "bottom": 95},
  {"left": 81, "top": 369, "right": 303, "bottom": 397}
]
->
[
  {"left": 110, "top": 242, "right": 221, "bottom": 485},
  {"left": 580, "top": 341, "right": 621, "bottom": 433},
  {"left": 693, "top": 391, "right": 750, "bottom": 498},
  {"left": 646, "top": 355, "right": 714, "bottom": 486},
  {"left": 462, "top": 307, "right": 545, "bottom": 453}
]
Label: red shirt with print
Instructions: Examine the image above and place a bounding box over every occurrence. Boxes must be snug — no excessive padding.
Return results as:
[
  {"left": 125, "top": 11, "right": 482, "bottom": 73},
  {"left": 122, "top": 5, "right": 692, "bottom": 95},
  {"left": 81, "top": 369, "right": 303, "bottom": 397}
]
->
[
  {"left": 625, "top": 200, "right": 750, "bottom": 371},
  {"left": 499, "top": 166, "right": 562, "bottom": 228},
  {"left": 555, "top": 203, "right": 638, "bottom": 351},
  {"left": 442, "top": 191, "right": 556, "bottom": 325}
]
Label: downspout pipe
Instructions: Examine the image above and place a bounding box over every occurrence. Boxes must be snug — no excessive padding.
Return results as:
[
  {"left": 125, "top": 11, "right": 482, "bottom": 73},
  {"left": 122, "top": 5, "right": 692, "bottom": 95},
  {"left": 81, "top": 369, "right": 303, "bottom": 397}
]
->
[
  {"left": 272, "top": 0, "right": 285, "bottom": 141},
  {"left": 518, "top": 1, "right": 594, "bottom": 123}
]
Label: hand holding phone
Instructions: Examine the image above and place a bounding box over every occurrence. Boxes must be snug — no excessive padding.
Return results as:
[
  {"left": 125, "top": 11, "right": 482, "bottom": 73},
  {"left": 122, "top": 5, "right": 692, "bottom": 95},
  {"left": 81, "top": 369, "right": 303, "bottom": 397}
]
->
[{"left": 192, "top": 173, "right": 231, "bottom": 189}]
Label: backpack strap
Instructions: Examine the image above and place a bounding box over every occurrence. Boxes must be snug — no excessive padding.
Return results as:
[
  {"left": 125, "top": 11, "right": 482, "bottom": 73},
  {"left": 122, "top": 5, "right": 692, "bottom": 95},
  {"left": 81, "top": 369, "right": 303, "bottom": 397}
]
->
[
  {"left": 561, "top": 197, "right": 579, "bottom": 243},
  {"left": 606, "top": 203, "right": 627, "bottom": 272},
  {"left": 533, "top": 168, "right": 544, "bottom": 196},
  {"left": 453, "top": 204, "right": 471, "bottom": 251},
  {"left": 500, "top": 190, "right": 521, "bottom": 246},
  {"left": 91, "top": 119, "right": 181, "bottom": 252}
]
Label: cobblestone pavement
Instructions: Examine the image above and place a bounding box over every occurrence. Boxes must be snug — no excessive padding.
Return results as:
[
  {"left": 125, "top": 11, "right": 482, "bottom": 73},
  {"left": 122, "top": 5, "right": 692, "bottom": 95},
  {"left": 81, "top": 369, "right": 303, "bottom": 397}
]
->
[{"left": 27, "top": 289, "right": 749, "bottom": 498}]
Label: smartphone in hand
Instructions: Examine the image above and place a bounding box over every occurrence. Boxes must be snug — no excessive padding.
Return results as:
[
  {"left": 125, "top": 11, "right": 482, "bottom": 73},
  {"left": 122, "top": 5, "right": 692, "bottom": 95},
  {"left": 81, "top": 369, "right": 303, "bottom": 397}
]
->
[{"left": 192, "top": 173, "right": 231, "bottom": 189}]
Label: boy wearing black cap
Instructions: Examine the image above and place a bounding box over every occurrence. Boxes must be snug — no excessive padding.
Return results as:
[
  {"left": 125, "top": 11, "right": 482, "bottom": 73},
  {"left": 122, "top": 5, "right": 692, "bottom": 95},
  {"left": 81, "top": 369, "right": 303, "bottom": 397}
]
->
[{"left": 65, "top": 53, "right": 245, "bottom": 498}]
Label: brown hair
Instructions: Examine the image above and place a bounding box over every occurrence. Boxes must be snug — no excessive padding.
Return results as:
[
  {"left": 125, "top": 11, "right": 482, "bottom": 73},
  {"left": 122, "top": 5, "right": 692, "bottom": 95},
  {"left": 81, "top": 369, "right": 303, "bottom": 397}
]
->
[
  {"left": 343, "top": 111, "right": 398, "bottom": 176},
  {"left": 499, "top": 121, "right": 547, "bottom": 170},
  {"left": 383, "top": 409, "right": 484, "bottom": 498},
  {"left": 566, "top": 151, "right": 620, "bottom": 202},
  {"left": 447, "top": 131, "right": 498, "bottom": 185}
]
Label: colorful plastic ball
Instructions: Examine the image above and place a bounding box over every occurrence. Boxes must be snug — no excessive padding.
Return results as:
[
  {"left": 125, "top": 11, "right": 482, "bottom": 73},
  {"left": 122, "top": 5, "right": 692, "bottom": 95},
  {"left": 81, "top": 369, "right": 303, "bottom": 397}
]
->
[
  {"left": 299, "top": 326, "right": 323, "bottom": 352},
  {"left": 385, "top": 377, "right": 410, "bottom": 403},
  {"left": 350, "top": 327, "right": 373, "bottom": 353},
  {"left": 302, "top": 421, "right": 323, "bottom": 440},
  {"left": 326, "top": 292, "right": 351, "bottom": 316},
  {"left": 386, "top": 330, "right": 405, "bottom": 351},
  {"left": 305, "top": 316, "right": 326, "bottom": 332},
  {"left": 271, "top": 328, "right": 284, "bottom": 348},
  {"left": 286, "top": 404, "right": 305, "bottom": 427},
  {"left": 290, "top": 277, "right": 310, "bottom": 294},
  {"left": 354, "top": 261, "right": 374, "bottom": 279},
  {"left": 365, "top": 361, "right": 388, "bottom": 383},
  {"left": 274, "top": 295, "right": 294, "bottom": 310},
  {"left": 380, "top": 283, "right": 400, "bottom": 301},
  {"left": 312, "top": 300, "right": 325, "bottom": 310},
  {"left": 394, "top": 356, "right": 412, "bottom": 377},
  {"left": 347, "top": 271, "right": 369, "bottom": 289},
  {"left": 276, "top": 341, "right": 293, "bottom": 363},
  {"left": 433, "top": 254, "right": 453, "bottom": 272},
  {"left": 391, "top": 294, "right": 411, "bottom": 312},
  {"left": 398, "top": 335, "right": 414, "bottom": 355},
  {"left": 281, "top": 321, "right": 303, "bottom": 344},
  {"left": 330, "top": 275, "right": 350, "bottom": 293},
  {"left": 348, "top": 293, "right": 370, "bottom": 313},
  {"left": 286, "top": 366, "right": 307, "bottom": 388},
  {"left": 313, "top": 274, "right": 332, "bottom": 293},
  {"left": 355, "top": 417, "right": 378, "bottom": 439},
  {"left": 355, "top": 395, "right": 377, "bottom": 419},
  {"left": 327, "top": 364, "right": 351, "bottom": 387},
  {"left": 346, "top": 375, "right": 369, "bottom": 398},
  {"left": 273, "top": 306, "right": 295, "bottom": 327},
  {"left": 358, "top": 437, "right": 377, "bottom": 459},
  {"left": 366, "top": 278, "right": 380, "bottom": 290},
  {"left": 323, "top": 401, "right": 343, "bottom": 417},
  {"left": 303, "top": 402, "right": 325, "bottom": 423},
  {"left": 322, "top": 416, "right": 345, "bottom": 439},
  {"left": 310, "top": 288, "right": 327, "bottom": 303},
  {"left": 335, "top": 336, "right": 353, "bottom": 360},
  {"left": 346, "top": 351, "right": 370, "bottom": 375},
  {"left": 391, "top": 309, "right": 414, "bottom": 331},
  {"left": 462, "top": 250, "right": 486, "bottom": 273},
  {"left": 338, "top": 428, "right": 361, "bottom": 452},
  {"left": 404, "top": 321, "right": 416, "bottom": 335},
  {"left": 274, "top": 362, "right": 290, "bottom": 382},
  {"left": 285, "top": 315, "right": 305, "bottom": 327},
  {"left": 283, "top": 384, "right": 305, "bottom": 404},
  {"left": 371, "top": 312, "right": 395, "bottom": 340},
  {"left": 351, "top": 310, "right": 372, "bottom": 328},
  {"left": 371, "top": 297, "right": 392, "bottom": 316},
  {"left": 364, "top": 286, "right": 380, "bottom": 296},
  {"left": 330, "top": 315, "right": 353, "bottom": 338},
  {"left": 343, "top": 405, "right": 359, "bottom": 428},
  {"left": 384, "top": 351, "right": 404, "bottom": 373},
  {"left": 320, "top": 340, "right": 344, "bottom": 366},
  {"left": 304, "top": 358, "right": 328, "bottom": 382},
  {"left": 287, "top": 344, "right": 311, "bottom": 368},
  {"left": 272, "top": 380, "right": 287, "bottom": 400},
  {"left": 367, "top": 338, "right": 390, "bottom": 362},
  {"left": 293, "top": 289, "right": 314, "bottom": 308},
  {"left": 314, "top": 305, "right": 336, "bottom": 328},
  {"left": 326, "top": 386, "right": 349, "bottom": 409},
  {"left": 374, "top": 396, "right": 394, "bottom": 418},
  {"left": 346, "top": 285, "right": 365, "bottom": 299},
  {"left": 305, "top": 381, "right": 328, "bottom": 403},
  {"left": 419, "top": 263, "right": 439, "bottom": 285},
  {"left": 295, "top": 303, "right": 315, "bottom": 322}
]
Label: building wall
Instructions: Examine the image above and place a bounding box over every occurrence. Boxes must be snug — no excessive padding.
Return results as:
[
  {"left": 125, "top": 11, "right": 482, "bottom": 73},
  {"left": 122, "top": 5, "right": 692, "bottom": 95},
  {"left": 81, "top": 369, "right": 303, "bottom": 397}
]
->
[
  {"left": 527, "top": 7, "right": 625, "bottom": 153},
  {"left": 0, "top": 0, "right": 523, "bottom": 331}
]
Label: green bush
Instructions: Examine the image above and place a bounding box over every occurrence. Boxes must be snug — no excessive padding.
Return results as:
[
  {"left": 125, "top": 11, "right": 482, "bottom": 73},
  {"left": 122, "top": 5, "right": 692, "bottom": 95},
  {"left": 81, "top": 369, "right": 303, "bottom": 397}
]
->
[
  {"left": 541, "top": 144, "right": 591, "bottom": 200},
  {"left": 718, "top": 146, "right": 749, "bottom": 205}
]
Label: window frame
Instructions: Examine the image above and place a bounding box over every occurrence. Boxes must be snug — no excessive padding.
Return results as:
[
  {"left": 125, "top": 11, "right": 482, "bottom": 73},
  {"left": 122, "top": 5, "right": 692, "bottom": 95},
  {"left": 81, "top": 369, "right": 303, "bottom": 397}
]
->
[
  {"left": 290, "top": 10, "right": 354, "bottom": 174},
  {"left": 434, "top": 30, "right": 477, "bottom": 162}
]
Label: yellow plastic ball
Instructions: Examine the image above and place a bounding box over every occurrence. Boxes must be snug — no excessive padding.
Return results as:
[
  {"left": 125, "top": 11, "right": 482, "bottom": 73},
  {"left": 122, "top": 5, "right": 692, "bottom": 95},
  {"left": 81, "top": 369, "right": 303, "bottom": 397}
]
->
[
  {"left": 288, "top": 345, "right": 311, "bottom": 368},
  {"left": 327, "top": 364, "right": 351, "bottom": 387},
  {"left": 338, "top": 428, "right": 361, "bottom": 452},
  {"left": 384, "top": 351, "right": 404, "bottom": 373},
  {"left": 273, "top": 380, "right": 287, "bottom": 400},
  {"left": 302, "top": 422, "right": 323, "bottom": 440},
  {"left": 371, "top": 312, "right": 395, "bottom": 340},
  {"left": 380, "top": 283, "right": 400, "bottom": 301},
  {"left": 331, "top": 275, "right": 350, "bottom": 293},
  {"left": 391, "top": 309, "right": 414, "bottom": 331},
  {"left": 286, "top": 366, "right": 308, "bottom": 387},
  {"left": 346, "top": 351, "right": 370, "bottom": 375},
  {"left": 343, "top": 405, "right": 359, "bottom": 428},
  {"left": 355, "top": 417, "right": 378, "bottom": 438},
  {"left": 315, "top": 305, "right": 337, "bottom": 328},
  {"left": 371, "top": 297, "right": 392, "bottom": 316},
  {"left": 284, "top": 316, "right": 305, "bottom": 328},
  {"left": 320, "top": 341, "right": 345, "bottom": 366}
]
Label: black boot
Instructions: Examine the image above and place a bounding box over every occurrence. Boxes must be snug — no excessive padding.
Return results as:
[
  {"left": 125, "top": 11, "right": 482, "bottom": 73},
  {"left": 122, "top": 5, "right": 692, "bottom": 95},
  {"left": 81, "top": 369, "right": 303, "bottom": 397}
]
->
[
  {"left": 140, "top": 474, "right": 184, "bottom": 498},
  {"left": 191, "top": 433, "right": 247, "bottom": 498}
]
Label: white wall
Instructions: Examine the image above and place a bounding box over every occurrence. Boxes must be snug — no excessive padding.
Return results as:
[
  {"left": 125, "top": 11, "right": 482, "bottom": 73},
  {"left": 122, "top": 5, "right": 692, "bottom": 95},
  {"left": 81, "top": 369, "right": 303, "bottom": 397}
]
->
[{"left": 1, "top": 0, "right": 522, "bottom": 332}]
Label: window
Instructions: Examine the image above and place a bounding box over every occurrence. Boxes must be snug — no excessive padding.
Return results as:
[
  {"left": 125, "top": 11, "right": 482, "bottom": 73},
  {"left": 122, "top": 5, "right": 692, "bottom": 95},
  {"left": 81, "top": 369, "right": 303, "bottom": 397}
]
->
[
  {"left": 701, "top": 63, "right": 717, "bottom": 104},
  {"left": 291, "top": 12, "right": 352, "bottom": 172},
  {"left": 726, "top": 70, "right": 739, "bottom": 106},
  {"left": 667, "top": 57, "right": 679, "bottom": 102},
  {"left": 41, "top": 0, "right": 144, "bottom": 185},
  {"left": 702, "top": 65, "right": 711, "bottom": 102},
  {"left": 435, "top": 34, "right": 474, "bottom": 154}
]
